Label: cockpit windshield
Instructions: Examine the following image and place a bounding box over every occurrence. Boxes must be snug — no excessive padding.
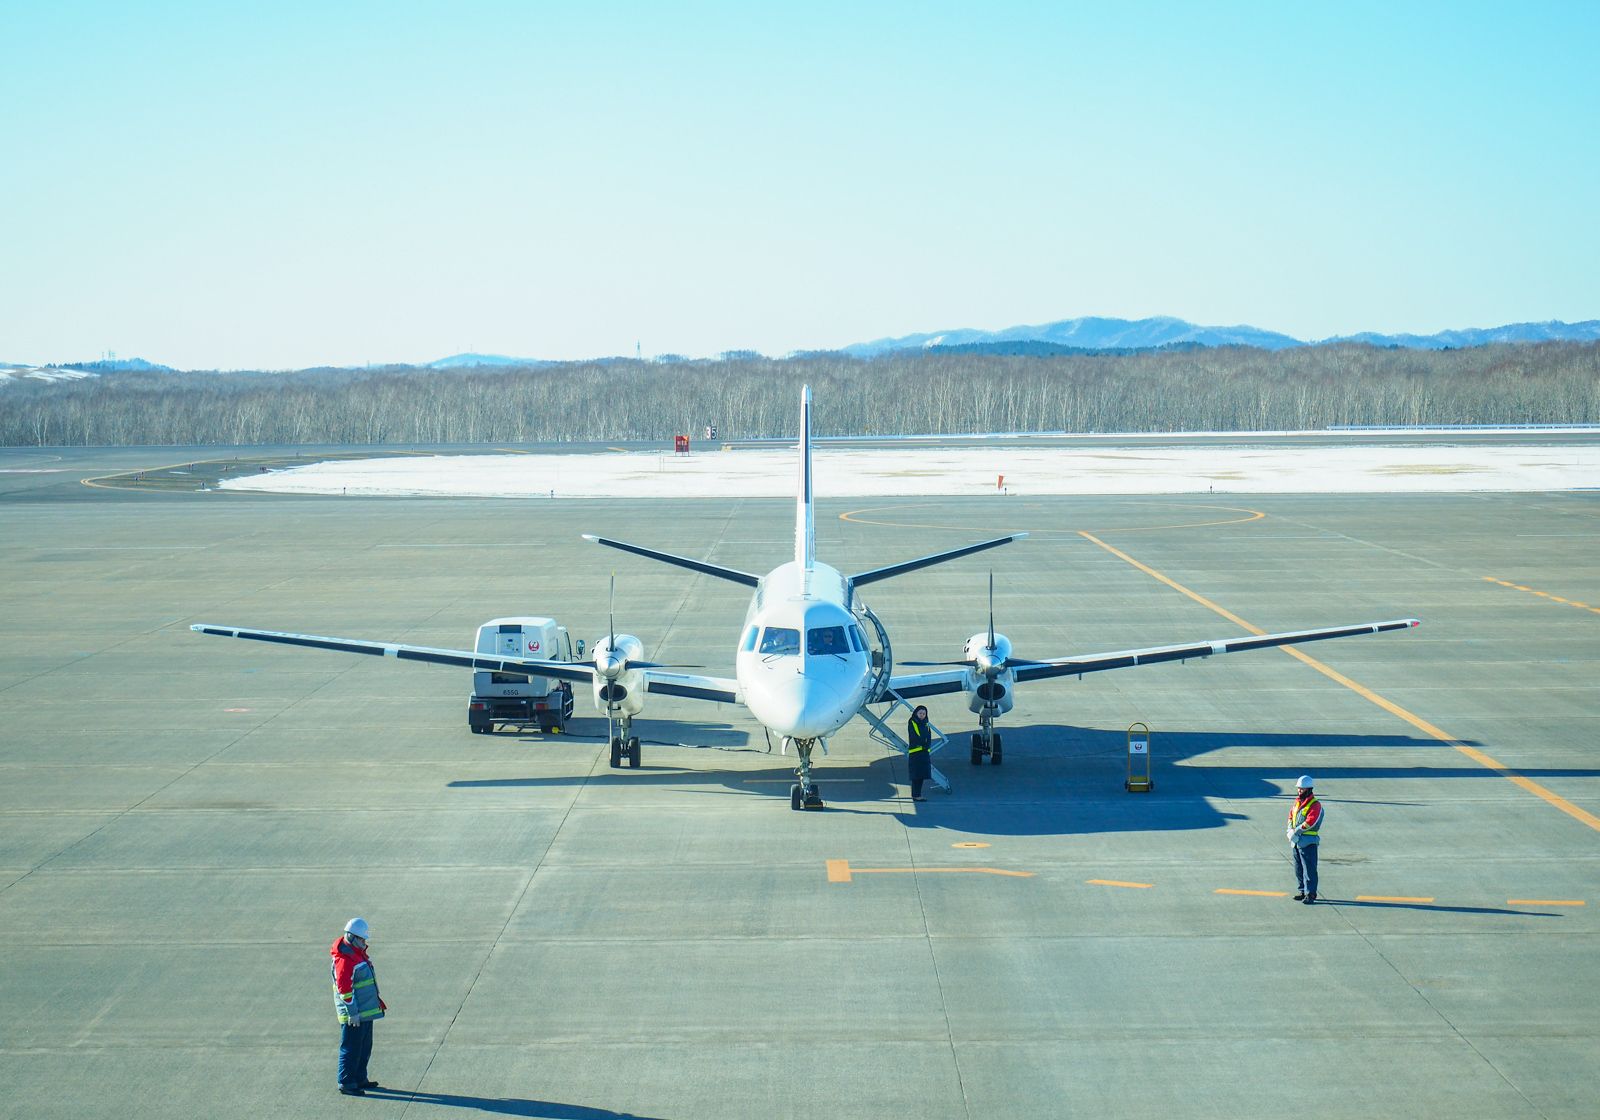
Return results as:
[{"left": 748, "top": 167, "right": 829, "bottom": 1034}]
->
[
  {"left": 807, "top": 625, "right": 849, "bottom": 655},
  {"left": 758, "top": 626, "right": 801, "bottom": 655}
]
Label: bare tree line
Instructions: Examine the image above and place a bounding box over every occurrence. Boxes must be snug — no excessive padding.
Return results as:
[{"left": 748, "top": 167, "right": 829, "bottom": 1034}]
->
[{"left": 3, "top": 342, "right": 1599, "bottom": 447}]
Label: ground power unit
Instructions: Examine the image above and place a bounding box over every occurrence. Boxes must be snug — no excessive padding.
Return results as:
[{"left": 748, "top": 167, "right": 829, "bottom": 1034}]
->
[{"left": 467, "top": 617, "right": 578, "bottom": 734}]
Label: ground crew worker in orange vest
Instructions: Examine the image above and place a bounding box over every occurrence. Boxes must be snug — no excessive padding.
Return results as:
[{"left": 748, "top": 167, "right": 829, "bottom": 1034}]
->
[
  {"left": 907, "top": 705, "right": 933, "bottom": 802},
  {"left": 1287, "top": 776, "right": 1323, "bottom": 903},
  {"left": 332, "top": 917, "right": 386, "bottom": 1095}
]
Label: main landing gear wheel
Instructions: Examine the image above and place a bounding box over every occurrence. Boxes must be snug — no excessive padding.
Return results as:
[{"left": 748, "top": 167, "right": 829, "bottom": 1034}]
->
[
  {"left": 991, "top": 733, "right": 1002, "bottom": 765},
  {"left": 609, "top": 738, "right": 623, "bottom": 768},
  {"left": 791, "top": 784, "right": 803, "bottom": 811},
  {"left": 627, "top": 736, "right": 642, "bottom": 768},
  {"left": 971, "top": 733, "right": 983, "bottom": 766}
]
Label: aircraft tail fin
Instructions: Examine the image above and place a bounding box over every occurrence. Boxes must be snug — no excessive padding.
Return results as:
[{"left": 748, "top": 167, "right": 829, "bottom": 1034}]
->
[{"left": 796, "top": 384, "right": 814, "bottom": 569}]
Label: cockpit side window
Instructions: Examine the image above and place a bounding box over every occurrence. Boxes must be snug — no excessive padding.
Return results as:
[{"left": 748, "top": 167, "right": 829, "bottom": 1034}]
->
[
  {"left": 848, "top": 625, "right": 867, "bottom": 652},
  {"left": 758, "top": 626, "right": 800, "bottom": 655},
  {"left": 807, "top": 625, "right": 849, "bottom": 655},
  {"left": 741, "top": 625, "right": 759, "bottom": 652}
]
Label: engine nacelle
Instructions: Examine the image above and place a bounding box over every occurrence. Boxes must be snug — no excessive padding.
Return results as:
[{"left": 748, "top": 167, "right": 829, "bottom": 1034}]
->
[
  {"left": 591, "top": 633, "right": 646, "bottom": 717},
  {"left": 962, "top": 631, "right": 1015, "bottom": 716}
]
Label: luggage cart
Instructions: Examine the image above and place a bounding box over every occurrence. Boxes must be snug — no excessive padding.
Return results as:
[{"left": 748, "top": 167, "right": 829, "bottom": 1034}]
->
[{"left": 1125, "top": 722, "right": 1152, "bottom": 792}]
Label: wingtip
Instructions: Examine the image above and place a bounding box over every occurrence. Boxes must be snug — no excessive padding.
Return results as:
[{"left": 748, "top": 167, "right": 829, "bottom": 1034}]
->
[
  {"left": 581, "top": 534, "right": 599, "bottom": 542},
  {"left": 1408, "top": 619, "right": 1421, "bottom": 627},
  {"left": 1012, "top": 532, "right": 1029, "bottom": 540}
]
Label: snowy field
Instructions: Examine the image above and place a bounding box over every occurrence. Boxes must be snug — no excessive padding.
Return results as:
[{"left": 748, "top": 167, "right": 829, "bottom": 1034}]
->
[{"left": 217, "top": 444, "right": 1600, "bottom": 497}]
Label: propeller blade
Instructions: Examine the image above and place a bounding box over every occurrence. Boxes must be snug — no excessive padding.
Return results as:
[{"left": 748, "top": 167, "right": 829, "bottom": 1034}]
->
[
  {"left": 609, "top": 572, "right": 615, "bottom": 650},
  {"left": 899, "top": 659, "right": 974, "bottom": 667}
]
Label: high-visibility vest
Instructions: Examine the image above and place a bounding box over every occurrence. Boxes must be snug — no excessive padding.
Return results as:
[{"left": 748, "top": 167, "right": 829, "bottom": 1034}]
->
[
  {"left": 1288, "top": 795, "right": 1322, "bottom": 838},
  {"left": 332, "top": 946, "right": 385, "bottom": 1025},
  {"left": 907, "top": 720, "right": 929, "bottom": 752}
]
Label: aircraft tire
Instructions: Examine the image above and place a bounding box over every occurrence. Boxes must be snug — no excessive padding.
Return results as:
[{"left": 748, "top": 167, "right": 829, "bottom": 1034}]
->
[
  {"left": 790, "top": 784, "right": 803, "bottom": 810},
  {"left": 991, "top": 734, "right": 1002, "bottom": 765},
  {"left": 971, "top": 733, "right": 983, "bottom": 765},
  {"left": 627, "top": 737, "right": 641, "bottom": 768},
  {"left": 609, "top": 738, "right": 623, "bottom": 768}
]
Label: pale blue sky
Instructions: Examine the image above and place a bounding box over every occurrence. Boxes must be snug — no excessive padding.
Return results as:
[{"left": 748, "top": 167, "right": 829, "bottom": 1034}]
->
[{"left": 3, "top": 2, "right": 1597, "bottom": 368}]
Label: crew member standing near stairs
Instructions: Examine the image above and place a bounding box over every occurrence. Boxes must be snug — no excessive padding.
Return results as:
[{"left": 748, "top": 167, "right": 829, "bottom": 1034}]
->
[{"left": 907, "top": 706, "right": 933, "bottom": 802}]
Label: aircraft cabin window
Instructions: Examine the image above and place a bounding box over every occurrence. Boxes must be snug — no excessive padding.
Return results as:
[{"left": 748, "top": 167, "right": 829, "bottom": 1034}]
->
[
  {"left": 741, "top": 626, "right": 759, "bottom": 652},
  {"left": 848, "top": 625, "right": 866, "bottom": 652},
  {"left": 758, "top": 627, "right": 800, "bottom": 655},
  {"left": 808, "top": 625, "right": 849, "bottom": 655}
]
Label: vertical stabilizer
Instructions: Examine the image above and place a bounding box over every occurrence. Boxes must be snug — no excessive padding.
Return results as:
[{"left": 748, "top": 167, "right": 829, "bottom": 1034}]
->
[{"left": 796, "top": 384, "right": 815, "bottom": 569}]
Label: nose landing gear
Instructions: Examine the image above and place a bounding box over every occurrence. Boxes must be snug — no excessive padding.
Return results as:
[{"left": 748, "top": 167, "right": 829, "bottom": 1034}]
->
[
  {"left": 608, "top": 712, "right": 642, "bottom": 768},
  {"left": 786, "top": 737, "right": 825, "bottom": 810},
  {"left": 970, "top": 708, "right": 1003, "bottom": 765}
]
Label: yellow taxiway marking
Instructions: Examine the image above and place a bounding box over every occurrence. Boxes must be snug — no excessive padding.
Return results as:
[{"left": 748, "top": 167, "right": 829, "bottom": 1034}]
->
[
  {"left": 1079, "top": 531, "right": 1600, "bottom": 837},
  {"left": 826, "top": 860, "right": 1033, "bottom": 882},
  {"left": 952, "top": 842, "right": 991, "bottom": 848},
  {"left": 839, "top": 502, "right": 1266, "bottom": 534},
  {"left": 1215, "top": 889, "right": 1289, "bottom": 897},
  {"left": 1357, "top": 895, "right": 1434, "bottom": 903},
  {"left": 1484, "top": 576, "right": 1600, "bottom": 614},
  {"left": 1508, "top": 899, "right": 1585, "bottom": 906},
  {"left": 1086, "top": 879, "right": 1153, "bottom": 889},
  {"left": 493, "top": 448, "right": 532, "bottom": 454}
]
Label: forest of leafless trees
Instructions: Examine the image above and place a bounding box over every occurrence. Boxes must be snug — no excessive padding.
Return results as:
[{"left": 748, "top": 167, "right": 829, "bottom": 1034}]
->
[{"left": 3, "top": 342, "right": 1599, "bottom": 447}]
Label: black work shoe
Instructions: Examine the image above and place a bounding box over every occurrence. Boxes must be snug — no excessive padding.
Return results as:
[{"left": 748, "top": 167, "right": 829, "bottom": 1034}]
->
[
  {"left": 360, "top": 1081, "right": 380, "bottom": 1090},
  {"left": 338, "top": 1086, "right": 365, "bottom": 1096},
  {"left": 1303, "top": 893, "right": 1317, "bottom": 904},
  {"left": 1293, "top": 892, "right": 1305, "bottom": 901},
  {"left": 912, "top": 797, "right": 927, "bottom": 802}
]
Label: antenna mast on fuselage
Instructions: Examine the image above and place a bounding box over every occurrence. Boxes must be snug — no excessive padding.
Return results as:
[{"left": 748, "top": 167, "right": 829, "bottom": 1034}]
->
[{"left": 796, "top": 384, "right": 815, "bottom": 571}]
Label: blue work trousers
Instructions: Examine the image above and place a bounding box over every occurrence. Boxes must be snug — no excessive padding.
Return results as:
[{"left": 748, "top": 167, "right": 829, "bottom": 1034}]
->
[
  {"left": 338, "top": 1021, "right": 373, "bottom": 1088},
  {"left": 1293, "top": 842, "right": 1319, "bottom": 896}
]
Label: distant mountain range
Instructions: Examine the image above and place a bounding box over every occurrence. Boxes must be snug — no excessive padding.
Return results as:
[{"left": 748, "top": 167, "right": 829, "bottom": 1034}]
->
[
  {"left": 22, "top": 317, "right": 1600, "bottom": 375},
  {"left": 426, "top": 352, "right": 556, "bottom": 369},
  {"left": 842, "top": 316, "right": 1600, "bottom": 358}
]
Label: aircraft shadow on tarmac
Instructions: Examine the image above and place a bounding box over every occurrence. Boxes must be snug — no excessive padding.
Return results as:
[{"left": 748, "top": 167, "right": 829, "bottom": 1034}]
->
[
  {"left": 362, "top": 1090, "right": 667, "bottom": 1118},
  {"left": 447, "top": 724, "right": 1600, "bottom": 840}
]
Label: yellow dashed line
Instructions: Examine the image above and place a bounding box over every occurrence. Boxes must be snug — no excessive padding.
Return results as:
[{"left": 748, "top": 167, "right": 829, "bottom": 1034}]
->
[
  {"left": 826, "top": 860, "right": 1033, "bottom": 882},
  {"left": 1508, "top": 899, "right": 1585, "bottom": 907},
  {"left": 1358, "top": 895, "right": 1434, "bottom": 903},
  {"left": 1087, "top": 879, "right": 1153, "bottom": 889},
  {"left": 1080, "top": 532, "right": 1600, "bottom": 836},
  {"left": 1484, "top": 576, "right": 1600, "bottom": 614}
]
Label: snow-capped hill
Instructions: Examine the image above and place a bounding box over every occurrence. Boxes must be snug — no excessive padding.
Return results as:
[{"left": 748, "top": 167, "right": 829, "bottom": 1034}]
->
[
  {"left": 1324, "top": 320, "right": 1600, "bottom": 349},
  {"left": 427, "top": 353, "right": 554, "bottom": 369},
  {"left": 844, "top": 316, "right": 1302, "bottom": 357}
]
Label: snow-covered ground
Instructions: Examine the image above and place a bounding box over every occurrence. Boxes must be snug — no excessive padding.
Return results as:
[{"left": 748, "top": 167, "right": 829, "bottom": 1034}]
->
[{"left": 217, "top": 444, "right": 1600, "bottom": 497}]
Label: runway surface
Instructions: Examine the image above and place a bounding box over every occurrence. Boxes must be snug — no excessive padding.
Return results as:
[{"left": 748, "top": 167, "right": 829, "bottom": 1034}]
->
[{"left": 2, "top": 447, "right": 1598, "bottom": 1119}]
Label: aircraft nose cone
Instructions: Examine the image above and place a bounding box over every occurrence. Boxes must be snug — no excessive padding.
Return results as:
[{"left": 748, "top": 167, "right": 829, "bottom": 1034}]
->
[{"left": 762, "top": 677, "right": 849, "bottom": 739}]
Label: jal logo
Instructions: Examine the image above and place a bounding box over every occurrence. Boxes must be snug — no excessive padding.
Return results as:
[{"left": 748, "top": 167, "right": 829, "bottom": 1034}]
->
[{"left": 526, "top": 640, "right": 541, "bottom": 653}]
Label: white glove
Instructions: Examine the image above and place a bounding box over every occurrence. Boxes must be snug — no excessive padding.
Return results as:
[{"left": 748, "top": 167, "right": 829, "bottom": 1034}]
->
[
  {"left": 341, "top": 1000, "right": 359, "bottom": 1025},
  {"left": 1286, "top": 827, "right": 1297, "bottom": 840}
]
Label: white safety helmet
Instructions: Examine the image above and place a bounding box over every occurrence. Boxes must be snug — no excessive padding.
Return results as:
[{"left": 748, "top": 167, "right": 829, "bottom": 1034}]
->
[
  {"left": 344, "top": 917, "right": 370, "bottom": 940},
  {"left": 1296, "top": 775, "right": 1314, "bottom": 790}
]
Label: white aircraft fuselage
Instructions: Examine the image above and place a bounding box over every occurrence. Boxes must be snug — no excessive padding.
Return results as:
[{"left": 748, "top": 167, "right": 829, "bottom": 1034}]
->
[{"left": 736, "top": 560, "right": 873, "bottom": 741}]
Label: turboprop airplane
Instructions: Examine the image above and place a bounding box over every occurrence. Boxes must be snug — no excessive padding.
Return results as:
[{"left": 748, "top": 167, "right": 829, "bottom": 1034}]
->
[{"left": 192, "top": 384, "right": 1419, "bottom": 811}]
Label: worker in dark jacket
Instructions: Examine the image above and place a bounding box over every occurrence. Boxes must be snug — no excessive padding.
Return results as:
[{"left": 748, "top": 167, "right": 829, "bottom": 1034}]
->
[
  {"left": 907, "top": 705, "right": 933, "bottom": 802},
  {"left": 332, "top": 918, "right": 386, "bottom": 1095}
]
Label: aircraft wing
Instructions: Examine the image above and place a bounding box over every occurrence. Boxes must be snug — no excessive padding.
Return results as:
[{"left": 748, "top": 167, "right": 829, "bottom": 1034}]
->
[
  {"left": 644, "top": 670, "right": 742, "bottom": 705},
  {"left": 190, "top": 624, "right": 597, "bottom": 683},
  {"left": 885, "top": 619, "right": 1419, "bottom": 698}
]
